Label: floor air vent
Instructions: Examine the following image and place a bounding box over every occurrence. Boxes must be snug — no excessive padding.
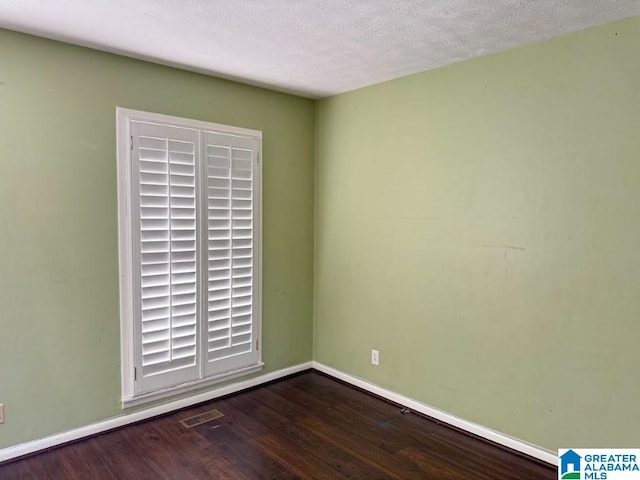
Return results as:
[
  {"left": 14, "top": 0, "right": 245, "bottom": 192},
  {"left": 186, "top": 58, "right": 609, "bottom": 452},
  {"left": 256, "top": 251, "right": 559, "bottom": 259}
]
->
[{"left": 180, "top": 409, "right": 225, "bottom": 428}]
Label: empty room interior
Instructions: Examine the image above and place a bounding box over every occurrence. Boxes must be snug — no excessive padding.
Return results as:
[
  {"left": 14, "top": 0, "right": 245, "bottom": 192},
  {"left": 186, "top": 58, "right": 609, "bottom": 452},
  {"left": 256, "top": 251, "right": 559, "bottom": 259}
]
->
[{"left": 1, "top": 1, "right": 639, "bottom": 478}]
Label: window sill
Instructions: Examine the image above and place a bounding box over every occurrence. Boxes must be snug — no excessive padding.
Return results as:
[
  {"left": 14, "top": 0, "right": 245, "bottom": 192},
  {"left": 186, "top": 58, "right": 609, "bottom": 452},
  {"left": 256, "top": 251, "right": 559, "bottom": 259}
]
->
[{"left": 121, "top": 362, "right": 265, "bottom": 409}]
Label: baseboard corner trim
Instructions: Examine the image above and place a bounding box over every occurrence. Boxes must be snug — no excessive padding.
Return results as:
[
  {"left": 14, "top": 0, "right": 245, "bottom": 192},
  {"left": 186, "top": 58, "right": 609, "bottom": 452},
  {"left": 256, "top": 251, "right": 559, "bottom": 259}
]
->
[
  {"left": 311, "top": 361, "right": 557, "bottom": 466},
  {"left": 0, "top": 361, "right": 313, "bottom": 464}
]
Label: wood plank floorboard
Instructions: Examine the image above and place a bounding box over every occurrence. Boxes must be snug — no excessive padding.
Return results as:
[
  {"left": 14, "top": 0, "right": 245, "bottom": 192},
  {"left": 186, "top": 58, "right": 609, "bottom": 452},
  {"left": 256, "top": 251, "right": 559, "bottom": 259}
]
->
[{"left": 0, "top": 371, "right": 557, "bottom": 479}]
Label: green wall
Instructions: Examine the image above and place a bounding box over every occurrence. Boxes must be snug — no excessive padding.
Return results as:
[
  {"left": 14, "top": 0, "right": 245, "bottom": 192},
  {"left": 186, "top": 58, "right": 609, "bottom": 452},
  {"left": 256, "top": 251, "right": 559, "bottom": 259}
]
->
[
  {"left": 315, "top": 16, "right": 640, "bottom": 450},
  {"left": 0, "top": 29, "right": 314, "bottom": 449}
]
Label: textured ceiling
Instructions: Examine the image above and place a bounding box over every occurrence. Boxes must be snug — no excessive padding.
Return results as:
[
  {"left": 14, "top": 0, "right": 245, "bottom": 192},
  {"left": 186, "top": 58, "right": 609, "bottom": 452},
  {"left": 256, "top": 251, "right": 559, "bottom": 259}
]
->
[{"left": 1, "top": 0, "right": 639, "bottom": 98}]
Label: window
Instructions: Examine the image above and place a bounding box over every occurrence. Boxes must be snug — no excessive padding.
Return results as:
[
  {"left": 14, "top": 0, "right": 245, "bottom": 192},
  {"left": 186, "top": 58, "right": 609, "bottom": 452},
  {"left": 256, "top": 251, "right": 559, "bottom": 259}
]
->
[{"left": 117, "top": 108, "right": 262, "bottom": 407}]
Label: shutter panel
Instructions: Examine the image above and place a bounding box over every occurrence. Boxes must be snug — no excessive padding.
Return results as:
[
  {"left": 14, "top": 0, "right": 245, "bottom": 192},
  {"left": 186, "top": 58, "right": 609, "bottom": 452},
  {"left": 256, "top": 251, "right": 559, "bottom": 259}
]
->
[
  {"left": 204, "top": 131, "right": 260, "bottom": 375},
  {"left": 131, "top": 121, "right": 200, "bottom": 393}
]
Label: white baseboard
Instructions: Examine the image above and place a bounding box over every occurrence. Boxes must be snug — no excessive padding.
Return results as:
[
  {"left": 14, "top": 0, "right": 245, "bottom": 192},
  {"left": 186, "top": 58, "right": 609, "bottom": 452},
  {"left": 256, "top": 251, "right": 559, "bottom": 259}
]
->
[
  {"left": 0, "top": 361, "right": 312, "bottom": 463},
  {"left": 1, "top": 360, "right": 557, "bottom": 467},
  {"left": 311, "top": 361, "right": 557, "bottom": 467}
]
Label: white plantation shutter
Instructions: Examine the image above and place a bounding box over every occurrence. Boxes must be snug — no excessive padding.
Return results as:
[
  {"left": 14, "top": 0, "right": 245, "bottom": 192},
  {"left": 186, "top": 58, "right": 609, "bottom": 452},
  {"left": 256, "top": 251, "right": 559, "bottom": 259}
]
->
[
  {"left": 119, "top": 108, "right": 262, "bottom": 403},
  {"left": 204, "top": 132, "right": 260, "bottom": 375},
  {"left": 131, "top": 121, "right": 200, "bottom": 394}
]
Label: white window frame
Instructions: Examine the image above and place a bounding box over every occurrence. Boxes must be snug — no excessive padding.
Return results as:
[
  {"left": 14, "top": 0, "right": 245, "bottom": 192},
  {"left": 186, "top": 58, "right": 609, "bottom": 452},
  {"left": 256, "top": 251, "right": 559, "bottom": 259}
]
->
[{"left": 116, "top": 107, "right": 263, "bottom": 408}]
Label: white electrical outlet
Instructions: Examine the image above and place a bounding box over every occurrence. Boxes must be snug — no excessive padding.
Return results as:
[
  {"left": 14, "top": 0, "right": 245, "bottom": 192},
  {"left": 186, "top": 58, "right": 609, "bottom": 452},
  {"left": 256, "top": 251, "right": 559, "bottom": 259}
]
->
[
  {"left": 0, "top": 403, "right": 4, "bottom": 424},
  {"left": 371, "top": 349, "right": 379, "bottom": 366}
]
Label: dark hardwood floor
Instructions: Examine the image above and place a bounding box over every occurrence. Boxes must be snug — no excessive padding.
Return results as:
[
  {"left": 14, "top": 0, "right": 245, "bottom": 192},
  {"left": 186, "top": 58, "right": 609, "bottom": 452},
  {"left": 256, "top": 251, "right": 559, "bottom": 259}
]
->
[{"left": 0, "top": 371, "right": 556, "bottom": 479}]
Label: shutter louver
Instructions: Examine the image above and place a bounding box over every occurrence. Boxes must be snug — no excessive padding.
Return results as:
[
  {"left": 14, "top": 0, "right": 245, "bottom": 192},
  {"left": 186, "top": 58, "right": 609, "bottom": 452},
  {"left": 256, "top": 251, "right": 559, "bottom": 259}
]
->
[
  {"left": 204, "top": 132, "right": 259, "bottom": 374},
  {"left": 132, "top": 121, "right": 200, "bottom": 393}
]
